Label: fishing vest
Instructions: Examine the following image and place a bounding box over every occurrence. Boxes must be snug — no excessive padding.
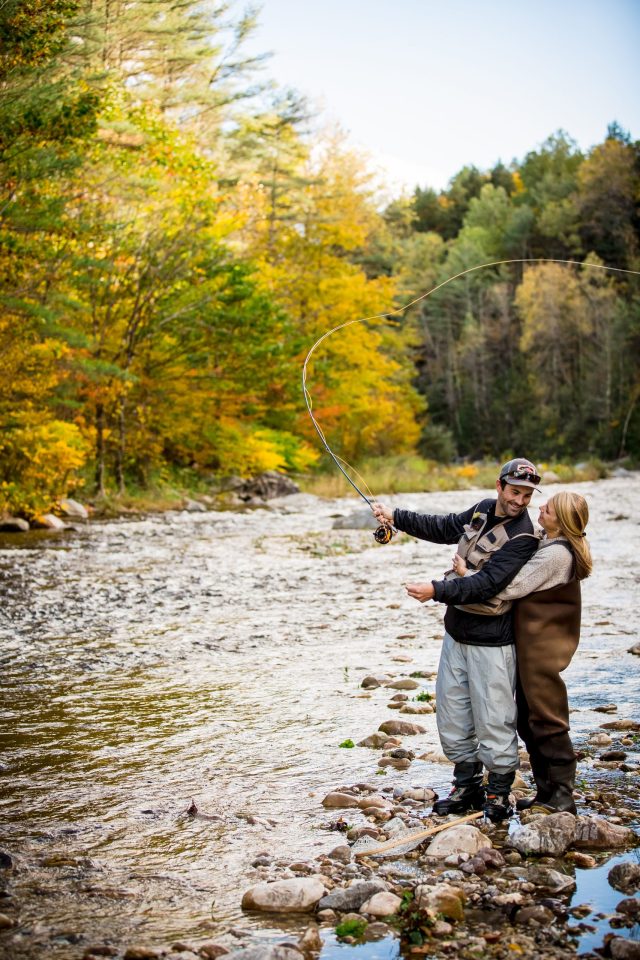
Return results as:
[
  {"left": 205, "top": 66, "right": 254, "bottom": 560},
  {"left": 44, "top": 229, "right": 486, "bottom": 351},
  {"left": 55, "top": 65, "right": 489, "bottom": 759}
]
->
[{"left": 445, "top": 499, "right": 542, "bottom": 616}]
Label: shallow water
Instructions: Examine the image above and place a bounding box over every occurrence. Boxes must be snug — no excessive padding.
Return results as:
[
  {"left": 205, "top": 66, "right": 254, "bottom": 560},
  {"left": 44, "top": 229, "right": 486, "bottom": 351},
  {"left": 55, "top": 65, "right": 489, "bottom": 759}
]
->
[{"left": 0, "top": 477, "right": 638, "bottom": 958}]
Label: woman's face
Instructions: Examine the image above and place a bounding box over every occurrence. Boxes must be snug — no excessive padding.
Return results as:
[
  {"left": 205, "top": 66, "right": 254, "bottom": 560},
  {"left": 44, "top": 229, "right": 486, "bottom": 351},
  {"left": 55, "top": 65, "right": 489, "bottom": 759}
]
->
[{"left": 538, "top": 500, "right": 560, "bottom": 535}]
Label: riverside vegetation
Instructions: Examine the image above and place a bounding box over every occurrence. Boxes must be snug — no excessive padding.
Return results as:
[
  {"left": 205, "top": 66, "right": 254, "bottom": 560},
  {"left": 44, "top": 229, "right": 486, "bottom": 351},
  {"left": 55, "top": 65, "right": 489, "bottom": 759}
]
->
[{"left": 1, "top": 2, "right": 640, "bottom": 522}]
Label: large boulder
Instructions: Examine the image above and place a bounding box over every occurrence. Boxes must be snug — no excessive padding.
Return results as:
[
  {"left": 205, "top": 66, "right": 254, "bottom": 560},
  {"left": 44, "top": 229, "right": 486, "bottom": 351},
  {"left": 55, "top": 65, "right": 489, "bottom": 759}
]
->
[
  {"left": 31, "top": 513, "right": 66, "bottom": 530},
  {"left": 241, "top": 878, "right": 325, "bottom": 913},
  {"left": 573, "top": 816, "right": 636, "bottom": 850},
  {"left": 238, "top": 472, "right": 299, "bottom": 501},
  {"left": 509, "top": 812, "right": 576, "bottom": 857},
  {"left": 424, "top": 825, "right": 491, "bottom": 859}
]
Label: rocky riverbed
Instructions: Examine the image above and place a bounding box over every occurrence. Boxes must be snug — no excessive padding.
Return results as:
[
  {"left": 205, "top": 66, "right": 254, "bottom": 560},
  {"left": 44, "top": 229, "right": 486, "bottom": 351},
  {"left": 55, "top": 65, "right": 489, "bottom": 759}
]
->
[{"left": 0, "top": 476, "right": 639, "bottom": 960}]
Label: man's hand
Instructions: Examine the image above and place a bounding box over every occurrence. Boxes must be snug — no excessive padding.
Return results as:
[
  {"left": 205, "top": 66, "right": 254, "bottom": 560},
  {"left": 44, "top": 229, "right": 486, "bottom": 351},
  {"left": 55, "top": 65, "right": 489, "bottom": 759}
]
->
[
  {"left": 372, "top": 502, "right": 394, "bottom": 525},
  {"left": 405, "top": 581, "right": 435, "bottom": 603}
]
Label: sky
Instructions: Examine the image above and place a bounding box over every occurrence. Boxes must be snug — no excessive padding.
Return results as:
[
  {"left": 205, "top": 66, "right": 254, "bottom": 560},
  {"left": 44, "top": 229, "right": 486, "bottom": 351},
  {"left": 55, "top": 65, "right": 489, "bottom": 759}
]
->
[{"left": 246, "top": 0, "right": 640, "bottom": 194}]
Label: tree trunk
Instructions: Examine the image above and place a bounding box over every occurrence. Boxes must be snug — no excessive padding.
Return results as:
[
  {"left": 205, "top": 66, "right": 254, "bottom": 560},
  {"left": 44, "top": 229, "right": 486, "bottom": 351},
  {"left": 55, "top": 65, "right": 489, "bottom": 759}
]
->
[{"left": 95, "top": 402, "right": 106, "bottom": 496}]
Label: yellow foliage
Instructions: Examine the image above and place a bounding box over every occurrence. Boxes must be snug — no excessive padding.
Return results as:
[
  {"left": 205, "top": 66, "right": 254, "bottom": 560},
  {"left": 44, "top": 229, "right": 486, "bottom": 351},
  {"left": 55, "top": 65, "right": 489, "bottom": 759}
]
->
[{"left": 455, "top": 464, "right": 479, "bottom": 479}]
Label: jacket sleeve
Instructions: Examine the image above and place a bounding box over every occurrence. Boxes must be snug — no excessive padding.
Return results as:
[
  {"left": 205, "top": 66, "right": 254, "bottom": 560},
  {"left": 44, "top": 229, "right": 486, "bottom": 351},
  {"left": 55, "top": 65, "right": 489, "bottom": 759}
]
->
[
  {"left": 431, "top": 534, "right": 539, "bottom": 604},
  {"left": 495, "top": 544, "right": 574, "bottom": 599},
  {"left": 393, "top": 504, "right": 476, "bottom": 545}
]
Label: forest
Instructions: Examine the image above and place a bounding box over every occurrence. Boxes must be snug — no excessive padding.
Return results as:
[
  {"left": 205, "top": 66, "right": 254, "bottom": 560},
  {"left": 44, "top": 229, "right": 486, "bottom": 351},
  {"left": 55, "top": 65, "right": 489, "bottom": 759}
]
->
[{"left": 1, "top": 0, "right": 639, "bottom": 517}]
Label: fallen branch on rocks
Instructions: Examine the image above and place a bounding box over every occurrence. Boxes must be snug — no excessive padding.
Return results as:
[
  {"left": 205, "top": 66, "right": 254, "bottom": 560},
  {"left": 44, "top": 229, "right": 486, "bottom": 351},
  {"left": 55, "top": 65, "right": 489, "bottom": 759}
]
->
[{"left": 352, "top": 811, "right": 484, "bottom": 858}]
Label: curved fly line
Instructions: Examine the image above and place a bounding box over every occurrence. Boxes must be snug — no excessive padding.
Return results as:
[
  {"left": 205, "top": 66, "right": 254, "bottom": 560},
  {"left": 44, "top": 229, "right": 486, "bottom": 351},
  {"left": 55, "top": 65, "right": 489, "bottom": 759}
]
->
[{"left": 302, "top": 257, "right": 640, "bottom": 544}]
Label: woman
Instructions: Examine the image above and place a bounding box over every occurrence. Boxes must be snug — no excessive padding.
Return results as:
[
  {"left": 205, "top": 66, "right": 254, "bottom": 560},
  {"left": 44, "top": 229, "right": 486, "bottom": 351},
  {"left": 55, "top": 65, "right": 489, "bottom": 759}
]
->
[{"left": 452, "top": 491, "right": 592, "bottom": 814}]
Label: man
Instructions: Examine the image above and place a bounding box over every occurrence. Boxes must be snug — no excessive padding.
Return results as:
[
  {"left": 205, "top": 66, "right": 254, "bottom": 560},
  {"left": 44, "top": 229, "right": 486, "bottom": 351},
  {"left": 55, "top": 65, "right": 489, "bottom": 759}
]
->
[{"left": 373, "top": 458, "right": 542, "bottom": 821}]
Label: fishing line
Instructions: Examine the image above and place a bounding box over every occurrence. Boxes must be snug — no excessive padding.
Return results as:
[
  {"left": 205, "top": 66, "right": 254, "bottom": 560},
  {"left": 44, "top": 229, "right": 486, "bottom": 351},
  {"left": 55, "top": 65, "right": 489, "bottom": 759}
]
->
[{"left": 302, "top": 257, "right": 640, "bottom": 543}]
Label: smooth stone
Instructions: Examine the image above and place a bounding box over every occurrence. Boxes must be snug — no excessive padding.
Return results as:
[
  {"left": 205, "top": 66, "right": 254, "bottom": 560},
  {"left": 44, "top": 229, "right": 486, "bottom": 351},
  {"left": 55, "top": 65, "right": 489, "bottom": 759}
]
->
[
  {"left": 58, "top": 498, "right": 89, "bottom": 519},
  {"left": 321, "top": 792, "right": 360, "bottom": 809},
  {"left": 241, "top": 878, "right": 325, "bottom": 913},
  {"left": 327, "top": 846, "right": 352, "bottom": 863},
  {"left": 594, "top": 704, "right": 618, "bottom": 714},
  {"left": 360, "top": 676, "right": 390, "bottom": 690},
  {"left": 346, "top": 827, "right": 379, "bottom": 842},
  {"left": 198, "top": 946, "right": 230, "bottom": 959},
  {"left": 316, "top": 909, "right": 336, "bottom": 923},
  {"left": 357, "top": 733, "right": 390, "bottom": 749},
  {"left": 362, "top": 922, "right": 395, "bottom": 942},
  {"left": 588, "top": 733, "right": 613, "bottom": 746},
  {"left": 609, "top": 863, "right": 640, "bottom": 894},
  {"left": 629, "top": 644, "right": 640, "bottom": 656},
  {"left": 359, "top": 892, "right": 402, "bottom": 916},
  {"left": 573, "top": 816, "right": 635, "bottom": 850},
  {"left": 31, "top": 513, "right": 66, "bottom": 529},
  {"left": 425, "top": 825, "right": 492, "bottom": 858},
  {"left": 609, "top": 938, "right": 640, "bottom": 960},
  {"left": 0, "top": 517, "right": 29, "bottom": 532},
  {"left": 527, "top": 865, "right": 576, "bottom": 894},
  {"left": 514, "top": 905, "right": 555, "bottom": 925},
  {"left": 600, "top": 720, "right": 640, "bottom": 731},
  {"left": 600, "top": 750, "right": 628, "bottom": 761},
  {"left": 318, "top": 880, "right": 387, "bottom": 912},
  {"left": 384, "top": 679, "right": 420, "bottom": 690},
  {"left": 400, "top": 704, "right": 434, "bottom": 714},
  {"left": 415, "top": 883, "right": 466, "bottom": 921},
  {"left": 0, "top": 914, "right": 15, "bottom": 929},
  {"left": 123, "top": 949, "right": 162, "bottom": 960},
  {"left": 184, "top": 499, "right": 207, "bottom": 512},
  {"left": 224, "top": 947, "right": 304, "bottom": 960},
  {"left": 400, "top": 788, "right": 437, "bottom": 803},
  {"left": 377, "top": 757, "right": 410, "bottom": 770},
  {"left": 509, "top": 812, "right": 576, "bottom": 857},
  {"left": 356, "top": 795, "right": 392, "bottom": 810},
  {"left": 616, "top": 898, "right": 640, "bottom": 916},
  {"left": 297, "top": 924, "right": 322, "bottom": 955},
  {"left": 566, "top": 851, "right": 597, "bottom": 869},
  {"left": 378, "top": 720, "right": 425, "bottom": 736}
]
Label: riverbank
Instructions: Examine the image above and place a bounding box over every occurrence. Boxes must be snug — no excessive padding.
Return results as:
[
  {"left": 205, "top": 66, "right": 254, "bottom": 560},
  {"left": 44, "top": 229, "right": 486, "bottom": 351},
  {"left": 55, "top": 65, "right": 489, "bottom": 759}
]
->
[{"left": 0, "top": 477, "right": 638, "bottom": 959}]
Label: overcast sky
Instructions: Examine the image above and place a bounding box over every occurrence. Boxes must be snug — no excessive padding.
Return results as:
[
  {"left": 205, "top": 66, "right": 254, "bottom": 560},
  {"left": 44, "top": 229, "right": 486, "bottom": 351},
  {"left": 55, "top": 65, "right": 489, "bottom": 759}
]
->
[{"left": 248, "top": 0, "right": 640, "bottom": 193}]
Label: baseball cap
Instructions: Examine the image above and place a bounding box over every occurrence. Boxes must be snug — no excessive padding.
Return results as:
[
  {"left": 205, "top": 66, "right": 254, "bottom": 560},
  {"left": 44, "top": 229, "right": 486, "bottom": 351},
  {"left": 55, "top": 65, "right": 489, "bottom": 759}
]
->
[{"left": 498, "top": 458, "right": 541, "bottom": 490}]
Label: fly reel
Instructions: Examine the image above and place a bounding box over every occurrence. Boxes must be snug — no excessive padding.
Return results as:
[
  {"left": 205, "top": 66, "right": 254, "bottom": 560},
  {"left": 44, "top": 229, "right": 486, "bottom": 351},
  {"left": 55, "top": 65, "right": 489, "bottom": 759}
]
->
[{"left": 374, "top": 524, "right": 393, "bottom": 545}]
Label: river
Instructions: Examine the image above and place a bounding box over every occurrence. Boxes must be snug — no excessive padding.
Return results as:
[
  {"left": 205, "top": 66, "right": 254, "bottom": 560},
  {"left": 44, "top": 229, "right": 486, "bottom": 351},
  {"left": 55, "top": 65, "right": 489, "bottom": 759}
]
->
[{"left": 0, "top": 476, "right": 638, "bottom": 958}]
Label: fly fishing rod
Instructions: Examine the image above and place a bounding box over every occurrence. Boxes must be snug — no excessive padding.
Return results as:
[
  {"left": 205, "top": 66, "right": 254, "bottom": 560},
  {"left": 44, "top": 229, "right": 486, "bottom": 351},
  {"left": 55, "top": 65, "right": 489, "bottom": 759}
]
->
[{"left": 302, "top": 257, "right": 640, "bottom": 544}]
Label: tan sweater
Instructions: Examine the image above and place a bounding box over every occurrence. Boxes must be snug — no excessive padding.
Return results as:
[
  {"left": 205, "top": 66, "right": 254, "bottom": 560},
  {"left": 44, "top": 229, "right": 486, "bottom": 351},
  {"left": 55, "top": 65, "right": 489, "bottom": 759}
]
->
[{"left": 461, "top": 536, "right": 574, "bottom": 608}]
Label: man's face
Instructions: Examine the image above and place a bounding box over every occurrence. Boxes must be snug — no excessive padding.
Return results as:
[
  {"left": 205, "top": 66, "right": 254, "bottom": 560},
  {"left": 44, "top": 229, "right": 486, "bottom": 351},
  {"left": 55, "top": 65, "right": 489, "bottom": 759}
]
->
[{"left": 495, "top": 479, "right": 534, "bottom": 517}]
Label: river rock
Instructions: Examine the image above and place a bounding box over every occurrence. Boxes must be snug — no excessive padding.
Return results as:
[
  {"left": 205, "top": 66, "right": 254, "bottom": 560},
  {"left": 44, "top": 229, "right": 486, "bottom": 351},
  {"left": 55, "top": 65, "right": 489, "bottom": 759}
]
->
[
  {"left": 225, "top": 947, "right": 304, "bottom": 960},
  {"left": 527, "top": 865, "right": 576, "bottom": 894},
  {"left": 198, "top": 944, "right": 230, "bottom": 959},
  {"left": 588, "top": 733, "right": 613, "bottom": 746},
  {"left": 57, "top": 498, "right": 89, "bottom": 519},
  {"left": 609, "top": 862, "right": 640, "bottom": 894},
  {"left": 123, "top": 949, "right": 162, "bottom": 959},
  {"left": 359, "top": 892, "right": 402, "bottom": 917},
  {"left": 629, "top": 644, "right": 640, "bottom": 656},
  {"left": 0, "top": 914, "right": 15, "bottom": 929},
  {"left": 378, "top": 756, "right": 410, "bottom": 770},
  {"left": 356, "top": 795, "right": 392, "bottom": 810},
  {"left": 424, "top": 825, "right": 491, "bottom": 858},
  {"left": 384, "top": 678, "right": 420, "bottom": 691},
  {"left": 332, "top": 510, "right": 376, "bottom": 530},
  {"left": 0, "top": 517, "right": 29, "bottom": 532},
  {"left": 318, "top": 880, "right": 387, "bottom": 912},
  {"left": 400, "top": 703, "right": 434, "bottom": 714},
  {"left": 357, "top": 733, "right": 391, "bottom": 748},
  {"left": 184, "top": 498, "right": 207, "bottom": 512},
  {"left": 360, "top": 676, "right": 390, "bottom": 689},
  {"left": 509, "top": 812, "right": 576, "bottom": 857},
  {"left": 609, "top": 938, "right": 640, "bottom": 960},
  {"left": 399, "top": 787, "right": 437, "bottom": 803},
  {"left": 514, "top": 905, "right": 555, "bottom": 925},
  {"left": 573, "top": 816, "right": 635, "bottom": 850},
  {"left": 600, "top": 720, "right": 640, "bottom": 731},
  {"left": 617, "top": 898, "right": 640, "bottom": 916},
  {"left": 241, "top": 878, "right": 325, "bottom": 913},
  {"left": 31, "top": 513, "right": 66, "bottom": 530},
  {"left": 378, "top": 720, "right": 425, "bottom": 736},
  {"left": 297, "top": 924, "right": 322, "bottom": 955},
  {"left": 415, "top": 883, "right": 466, "bottom": 921},
  {"left": 362, "top": 922, "right": 396, "bottom": 942},
  {"left": 321, "top": 792, "right": 360, "bottom": 809},
  {"left": 239, "top": 472, "right": 299, "bottom": 501},
  {"left": 327, "top": 845, "right": 351, "bottom": 863}
]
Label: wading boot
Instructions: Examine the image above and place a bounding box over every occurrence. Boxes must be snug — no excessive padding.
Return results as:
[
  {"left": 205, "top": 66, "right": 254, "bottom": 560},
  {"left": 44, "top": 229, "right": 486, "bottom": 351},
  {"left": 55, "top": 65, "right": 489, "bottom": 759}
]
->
[
  {"left": 516, "top": 754, "right": 553, "bottom": 811},
  {"left": 484, "top": 770, "right": 515, "bottom": 822},
  {"left": 432, "top": 761, "right": 484, "bottom": 816},
  {"left": 536, "top": 760, "right": 577, "bottom": 814}
]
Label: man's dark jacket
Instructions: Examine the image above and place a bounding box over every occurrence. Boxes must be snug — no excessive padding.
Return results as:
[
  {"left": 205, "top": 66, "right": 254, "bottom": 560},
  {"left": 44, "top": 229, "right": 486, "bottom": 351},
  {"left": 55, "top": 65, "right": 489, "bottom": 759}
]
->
[{"left": 393, "top": 498, "right": 538, "bottom": 646}]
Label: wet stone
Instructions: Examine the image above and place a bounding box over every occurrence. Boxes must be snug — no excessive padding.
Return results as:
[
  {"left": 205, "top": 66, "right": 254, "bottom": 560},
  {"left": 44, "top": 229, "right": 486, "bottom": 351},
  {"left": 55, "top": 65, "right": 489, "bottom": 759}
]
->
[
  {"left": 616, "top": 897, "right": 640, "bottom": 916},
  {"left": 608, "top": 862, "right": 640, "bottom": 894},
  {"left": 609, "top": 937, "right": 640, "bottom": 959},
  {"left": 198, "top": 945, "right": 230, "bottom": 959},
  {"left": 513, "top": 904, "right": 555, "bottom": 925}
]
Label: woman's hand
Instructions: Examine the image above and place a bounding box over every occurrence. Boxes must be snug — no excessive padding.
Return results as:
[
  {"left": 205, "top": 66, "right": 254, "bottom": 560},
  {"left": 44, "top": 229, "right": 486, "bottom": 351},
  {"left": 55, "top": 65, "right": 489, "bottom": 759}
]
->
[
  {"left": 452, "top": 553, "right": 468, "bottom": 576},
  {"left": 372, "top": 502, "right": 394, "bottom": 525},
  {"left": 405, "top": 582, "right": 435, "bottom": 603}
]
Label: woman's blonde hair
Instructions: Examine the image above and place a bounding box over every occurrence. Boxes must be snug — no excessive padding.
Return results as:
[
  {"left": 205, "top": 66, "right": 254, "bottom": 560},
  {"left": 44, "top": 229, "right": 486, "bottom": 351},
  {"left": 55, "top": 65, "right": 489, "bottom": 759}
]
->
[{"left": 549, "top": 491, "right": 592, "bottom": 580}]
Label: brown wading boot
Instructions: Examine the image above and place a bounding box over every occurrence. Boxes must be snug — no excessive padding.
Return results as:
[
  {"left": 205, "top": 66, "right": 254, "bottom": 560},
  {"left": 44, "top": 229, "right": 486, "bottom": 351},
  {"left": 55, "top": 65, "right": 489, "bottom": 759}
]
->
[
  {"left": 483, "top": 771, "right": 515, "bottom": 822},
  {"left": 536, "top": 759, "right": 577, "bottom": 814},
  {"left": 433, "top": 761, "right": 485, "bottom": 816},
  {"left": 516, "top": 753, "right": 553, "bottom": 811}
]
